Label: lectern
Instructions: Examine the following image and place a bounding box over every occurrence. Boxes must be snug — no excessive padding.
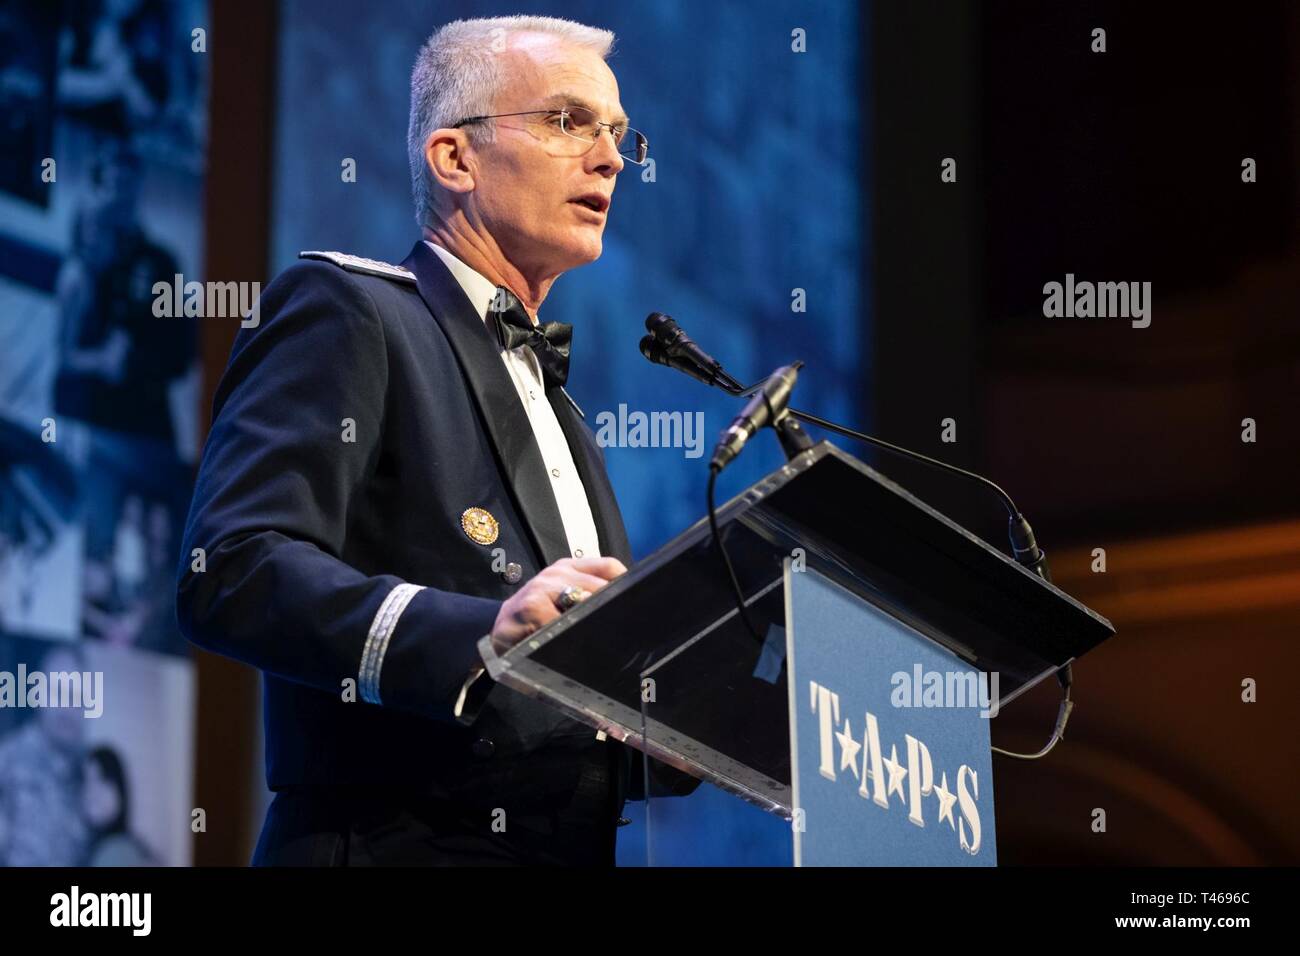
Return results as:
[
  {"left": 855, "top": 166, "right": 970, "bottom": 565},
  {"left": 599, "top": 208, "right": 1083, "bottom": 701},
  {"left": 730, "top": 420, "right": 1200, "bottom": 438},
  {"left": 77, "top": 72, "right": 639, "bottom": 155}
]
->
[{"left": 477, "top": 441, "right": 1115, "bottom": 865}]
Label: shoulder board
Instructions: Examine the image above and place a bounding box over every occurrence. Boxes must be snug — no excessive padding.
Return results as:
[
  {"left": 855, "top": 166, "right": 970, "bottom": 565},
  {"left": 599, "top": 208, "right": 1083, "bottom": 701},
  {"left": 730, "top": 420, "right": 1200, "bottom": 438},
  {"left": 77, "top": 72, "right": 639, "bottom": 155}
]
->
[{"left": 298, "top": 250, "right": 416, "bottom": 284}]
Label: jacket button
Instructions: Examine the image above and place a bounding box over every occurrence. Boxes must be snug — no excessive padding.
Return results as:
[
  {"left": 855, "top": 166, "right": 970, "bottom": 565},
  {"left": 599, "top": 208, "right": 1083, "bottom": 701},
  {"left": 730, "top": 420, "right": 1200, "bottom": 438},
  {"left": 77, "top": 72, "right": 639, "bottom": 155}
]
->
[
  {"left": 503, "top": 562, "right": 522, "bottom": 584},
  {"left": 471, "top": 738, "right": 495, "bottom": 759}
]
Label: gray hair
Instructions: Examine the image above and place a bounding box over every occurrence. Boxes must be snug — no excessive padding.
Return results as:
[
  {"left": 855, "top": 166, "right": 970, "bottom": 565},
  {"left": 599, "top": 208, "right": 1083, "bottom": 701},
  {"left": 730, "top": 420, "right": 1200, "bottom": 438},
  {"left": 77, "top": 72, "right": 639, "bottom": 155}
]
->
[{"left": 407, "top": 16, "right": 615, "bottom": 228}]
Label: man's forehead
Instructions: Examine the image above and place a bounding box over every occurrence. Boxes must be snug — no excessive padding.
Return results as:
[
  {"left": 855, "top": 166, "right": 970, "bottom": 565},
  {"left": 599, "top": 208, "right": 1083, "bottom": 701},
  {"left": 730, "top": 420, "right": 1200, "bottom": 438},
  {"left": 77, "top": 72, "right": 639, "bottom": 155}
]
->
[{"left": 498, "top": 34, "right": 625, "bottom": 120}]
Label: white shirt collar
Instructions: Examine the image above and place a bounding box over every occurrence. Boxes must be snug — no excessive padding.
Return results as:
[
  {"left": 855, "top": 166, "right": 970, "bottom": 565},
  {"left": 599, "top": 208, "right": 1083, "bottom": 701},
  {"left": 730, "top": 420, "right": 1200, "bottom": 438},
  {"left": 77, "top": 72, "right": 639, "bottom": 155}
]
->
[
  {"left": 424, "top": 240, "right": 545, "bottom": 386},
  {"left": 425, "top": 240, "right": 501, "bottom": 327}
]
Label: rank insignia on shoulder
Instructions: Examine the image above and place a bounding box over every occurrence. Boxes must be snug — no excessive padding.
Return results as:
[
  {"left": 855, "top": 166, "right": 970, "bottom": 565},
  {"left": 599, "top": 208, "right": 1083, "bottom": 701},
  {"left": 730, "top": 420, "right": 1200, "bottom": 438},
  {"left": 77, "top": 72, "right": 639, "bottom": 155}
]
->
[
  {"left": 461, "top": 507, "right": 500, "bottom": 546},
  {"left": 299, "top": 250, "right": 416, "bottom": 284}
]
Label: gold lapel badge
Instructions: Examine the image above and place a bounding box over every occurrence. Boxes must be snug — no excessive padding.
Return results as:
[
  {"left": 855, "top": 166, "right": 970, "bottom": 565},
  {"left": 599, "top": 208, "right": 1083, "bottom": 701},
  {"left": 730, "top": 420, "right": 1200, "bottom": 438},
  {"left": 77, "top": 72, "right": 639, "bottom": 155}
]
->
[{"left": 461, "top": 507, "right": 500, "bottom": 546}]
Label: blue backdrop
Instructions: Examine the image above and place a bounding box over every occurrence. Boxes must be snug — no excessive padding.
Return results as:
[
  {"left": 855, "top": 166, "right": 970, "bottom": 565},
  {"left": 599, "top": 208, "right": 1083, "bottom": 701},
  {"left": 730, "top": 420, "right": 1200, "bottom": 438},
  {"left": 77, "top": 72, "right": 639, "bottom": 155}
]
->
[{"left": 270, "top": 0, "right": 870, "bottom": 865}]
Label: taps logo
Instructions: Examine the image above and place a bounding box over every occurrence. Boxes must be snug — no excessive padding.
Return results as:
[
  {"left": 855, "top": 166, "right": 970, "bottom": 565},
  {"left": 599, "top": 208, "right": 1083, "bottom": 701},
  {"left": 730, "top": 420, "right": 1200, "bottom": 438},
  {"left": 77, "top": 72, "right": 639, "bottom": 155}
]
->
[{"left": 809, "top": 680, "right": 984, "bottom": 855}]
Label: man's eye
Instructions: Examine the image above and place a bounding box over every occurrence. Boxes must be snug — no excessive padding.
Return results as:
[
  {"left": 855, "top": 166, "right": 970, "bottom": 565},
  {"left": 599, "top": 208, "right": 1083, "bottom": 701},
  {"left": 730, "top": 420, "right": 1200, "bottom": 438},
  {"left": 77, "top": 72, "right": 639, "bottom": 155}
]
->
[{"left": 563, "top": 110, "right": 596, "bottom": 129}]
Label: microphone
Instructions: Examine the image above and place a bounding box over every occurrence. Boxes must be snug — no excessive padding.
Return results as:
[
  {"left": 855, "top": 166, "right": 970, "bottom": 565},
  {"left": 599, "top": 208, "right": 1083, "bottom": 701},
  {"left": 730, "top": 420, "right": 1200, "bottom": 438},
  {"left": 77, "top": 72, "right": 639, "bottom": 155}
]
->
[
  {"left": 711, "top": 363, "right": 802, "bottom": 471},
  {"left": 639, "top": 334, "right": 722, "bottom": 387},
  {"left": 645, "top": 313, "right": 744, "bottom": 393}
]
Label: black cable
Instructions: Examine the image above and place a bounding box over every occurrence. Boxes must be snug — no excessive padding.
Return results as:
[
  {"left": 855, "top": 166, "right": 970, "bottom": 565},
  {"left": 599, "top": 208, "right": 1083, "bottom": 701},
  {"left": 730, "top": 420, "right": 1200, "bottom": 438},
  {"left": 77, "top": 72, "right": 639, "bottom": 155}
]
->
[
  {"left": 722, "top": 376, "right": 1055, "bottom": 577},
  {"left": 707, "top": 464, "right": 766, "bottom": 646},
  {"left": 992, "top": 683, "right": 1075, "bottom": 761},
  {"left": 726, "top": 377, "right": 1019, "bottom": 519}
]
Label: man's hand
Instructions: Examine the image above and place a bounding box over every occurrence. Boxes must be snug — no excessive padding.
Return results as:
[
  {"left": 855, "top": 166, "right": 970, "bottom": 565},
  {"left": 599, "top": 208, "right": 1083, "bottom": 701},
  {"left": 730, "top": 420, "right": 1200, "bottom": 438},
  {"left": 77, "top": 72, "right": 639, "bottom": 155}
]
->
[{"left": 490, "top": 556, "right": 627, "bottom": 654}]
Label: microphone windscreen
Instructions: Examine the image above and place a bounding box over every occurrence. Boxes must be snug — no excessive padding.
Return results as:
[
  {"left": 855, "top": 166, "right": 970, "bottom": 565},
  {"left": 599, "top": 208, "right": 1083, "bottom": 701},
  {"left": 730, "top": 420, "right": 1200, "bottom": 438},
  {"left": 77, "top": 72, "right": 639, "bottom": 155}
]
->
[
  {"left": 639, "top": 334, "right": 666, "bottom": 364},
  {"left": 644, "top": 312, "right": 675, "bottom": 336}
]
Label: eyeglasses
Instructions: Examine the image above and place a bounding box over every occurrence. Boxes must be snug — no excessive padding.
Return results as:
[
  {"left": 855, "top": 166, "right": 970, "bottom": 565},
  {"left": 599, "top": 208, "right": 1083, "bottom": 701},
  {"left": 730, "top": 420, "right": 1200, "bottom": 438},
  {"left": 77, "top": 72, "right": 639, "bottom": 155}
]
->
[{"left": 452, "top": 106, "right": 649, "bottom": 165}]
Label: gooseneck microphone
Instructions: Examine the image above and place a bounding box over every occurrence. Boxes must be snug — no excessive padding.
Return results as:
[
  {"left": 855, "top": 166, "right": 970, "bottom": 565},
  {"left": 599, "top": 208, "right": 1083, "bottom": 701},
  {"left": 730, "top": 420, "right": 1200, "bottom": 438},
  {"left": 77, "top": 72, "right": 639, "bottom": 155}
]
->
[
  {"left": 710, "top": 363, "right": 806, "bottom": 471},
  {"left": 643, "top": 313, "right": 745, "bottom": 392},
  {"left": 638, "top": 334, "right": 721, "bottom": 387}
]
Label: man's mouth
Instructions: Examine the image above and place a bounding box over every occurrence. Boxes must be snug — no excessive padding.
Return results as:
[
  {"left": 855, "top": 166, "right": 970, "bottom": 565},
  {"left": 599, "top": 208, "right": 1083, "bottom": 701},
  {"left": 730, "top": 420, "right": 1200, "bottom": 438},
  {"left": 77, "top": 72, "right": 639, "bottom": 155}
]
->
[{"left": 569, "top": 193, "right": 610, "bottom": 214}]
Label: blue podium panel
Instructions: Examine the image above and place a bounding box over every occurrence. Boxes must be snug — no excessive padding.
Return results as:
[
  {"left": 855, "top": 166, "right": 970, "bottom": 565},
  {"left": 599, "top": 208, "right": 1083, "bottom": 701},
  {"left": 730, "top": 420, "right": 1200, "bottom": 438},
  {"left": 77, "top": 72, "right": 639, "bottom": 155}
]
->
[{"left": 787, "top": 568, "right": 997, "bottom": 866}]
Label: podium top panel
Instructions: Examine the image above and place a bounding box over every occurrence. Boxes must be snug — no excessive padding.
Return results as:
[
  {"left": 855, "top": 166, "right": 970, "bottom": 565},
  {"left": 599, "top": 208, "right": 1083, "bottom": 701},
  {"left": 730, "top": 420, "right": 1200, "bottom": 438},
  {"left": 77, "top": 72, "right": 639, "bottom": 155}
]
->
[
  {"left": 509, "top": 441, "right": 1115, "bottom": 680},
  {"left": 732, "top": 442, "right": 1116, "bottom": 699}
]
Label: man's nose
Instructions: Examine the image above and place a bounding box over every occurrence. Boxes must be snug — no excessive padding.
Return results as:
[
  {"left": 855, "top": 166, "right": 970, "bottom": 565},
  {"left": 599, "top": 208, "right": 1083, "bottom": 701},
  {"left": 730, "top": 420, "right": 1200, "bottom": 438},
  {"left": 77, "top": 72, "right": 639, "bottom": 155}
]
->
[{"left": 587, "top": 127, "right": 625, "bottom": 175}]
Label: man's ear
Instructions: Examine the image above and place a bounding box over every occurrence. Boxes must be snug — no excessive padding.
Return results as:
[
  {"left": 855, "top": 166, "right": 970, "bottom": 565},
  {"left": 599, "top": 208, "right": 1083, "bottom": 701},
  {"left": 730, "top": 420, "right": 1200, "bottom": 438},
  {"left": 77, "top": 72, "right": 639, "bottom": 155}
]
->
[{"left": 425, "top": 129, "right": 477, "bottom": 195}]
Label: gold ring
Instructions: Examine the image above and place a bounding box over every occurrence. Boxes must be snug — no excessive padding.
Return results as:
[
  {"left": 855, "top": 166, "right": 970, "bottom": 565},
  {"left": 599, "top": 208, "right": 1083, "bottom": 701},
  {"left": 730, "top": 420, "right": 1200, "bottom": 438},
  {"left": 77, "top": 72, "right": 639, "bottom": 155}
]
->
[{"left": 555, "top": 585, "right": 591, "bottom": 612}]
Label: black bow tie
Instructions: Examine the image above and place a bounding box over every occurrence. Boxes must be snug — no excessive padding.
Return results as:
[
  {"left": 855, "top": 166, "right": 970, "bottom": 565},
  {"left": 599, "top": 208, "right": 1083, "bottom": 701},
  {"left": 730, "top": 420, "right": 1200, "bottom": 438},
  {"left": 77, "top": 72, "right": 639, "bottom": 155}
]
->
[{"left": 490, "top": 286, "right": 572, "bottom": 389}]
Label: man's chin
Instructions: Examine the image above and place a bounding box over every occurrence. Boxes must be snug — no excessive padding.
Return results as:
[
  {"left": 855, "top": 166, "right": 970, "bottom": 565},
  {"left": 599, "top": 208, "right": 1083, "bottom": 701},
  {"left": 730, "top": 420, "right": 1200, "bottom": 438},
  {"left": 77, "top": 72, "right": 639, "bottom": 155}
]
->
[{"left": 555, "top": 236, "right": 604, "bottom": 269}]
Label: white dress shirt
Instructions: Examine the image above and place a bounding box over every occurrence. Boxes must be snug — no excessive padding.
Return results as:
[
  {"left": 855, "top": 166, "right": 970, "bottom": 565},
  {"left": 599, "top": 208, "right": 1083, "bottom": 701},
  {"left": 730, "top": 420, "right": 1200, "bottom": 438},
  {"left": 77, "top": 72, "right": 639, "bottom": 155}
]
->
[{"left": 426, "top": 241, "right": 602, "bottom": 561}]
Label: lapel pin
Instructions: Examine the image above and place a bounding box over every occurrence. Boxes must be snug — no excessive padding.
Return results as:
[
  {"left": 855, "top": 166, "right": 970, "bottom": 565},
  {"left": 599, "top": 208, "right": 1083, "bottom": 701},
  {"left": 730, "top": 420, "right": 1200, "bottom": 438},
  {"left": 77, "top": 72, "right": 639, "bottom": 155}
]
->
[{"left": 461, "top": 507, "right": 500, "bottom": 546}]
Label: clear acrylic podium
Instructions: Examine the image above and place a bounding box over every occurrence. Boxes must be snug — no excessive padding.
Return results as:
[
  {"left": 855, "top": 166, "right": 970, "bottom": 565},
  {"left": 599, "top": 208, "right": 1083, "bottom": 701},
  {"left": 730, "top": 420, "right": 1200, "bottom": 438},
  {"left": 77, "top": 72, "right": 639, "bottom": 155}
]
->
[{"left": 477, "top": 441, "right": 1115, "bottom": 865}]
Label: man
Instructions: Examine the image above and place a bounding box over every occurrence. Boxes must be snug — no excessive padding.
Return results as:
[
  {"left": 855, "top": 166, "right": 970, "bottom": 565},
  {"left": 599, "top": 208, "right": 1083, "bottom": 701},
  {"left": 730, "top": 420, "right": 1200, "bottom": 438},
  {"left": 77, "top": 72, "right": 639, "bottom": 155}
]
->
[{"left": 177, "top": 15, "right": 694, "bottom": 867}]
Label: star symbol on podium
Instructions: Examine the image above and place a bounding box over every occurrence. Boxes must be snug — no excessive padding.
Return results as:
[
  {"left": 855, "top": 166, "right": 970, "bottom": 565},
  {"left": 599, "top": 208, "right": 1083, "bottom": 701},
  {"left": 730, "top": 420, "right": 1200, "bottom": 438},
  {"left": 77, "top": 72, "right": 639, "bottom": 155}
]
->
[
  {"left": 836, "top": 719, "right": 862, "bottom": 778},
  {"left": 882, "top": 744, "right": 908, "bottom": 803},
  {"left": 934, "top": 771, "right": 957, "bottom": 829}
]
